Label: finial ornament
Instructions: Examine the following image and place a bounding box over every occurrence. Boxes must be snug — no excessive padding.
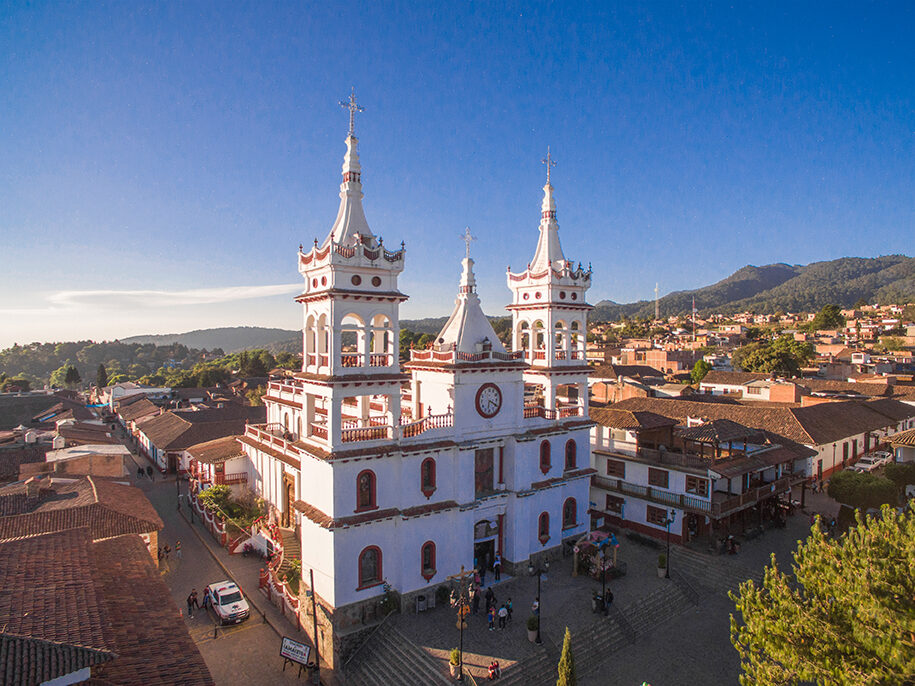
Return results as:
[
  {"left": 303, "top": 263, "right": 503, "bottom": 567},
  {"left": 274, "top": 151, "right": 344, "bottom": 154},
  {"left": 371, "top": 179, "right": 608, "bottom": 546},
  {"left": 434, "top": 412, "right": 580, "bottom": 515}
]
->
[
  {"left": 339, "top": 87, "right": 364, "bottom": 137},
  {"left": 542, "top": 146, "right": 556, "bottom": 185},
  {"left": 460, "top": 227, "right": 477, "bottom": 260}
]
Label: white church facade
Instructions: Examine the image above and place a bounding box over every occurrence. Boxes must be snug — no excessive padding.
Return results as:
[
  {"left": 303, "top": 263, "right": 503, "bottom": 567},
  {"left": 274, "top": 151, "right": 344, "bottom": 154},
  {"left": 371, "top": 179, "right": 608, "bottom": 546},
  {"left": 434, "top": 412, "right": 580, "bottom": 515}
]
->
[{"left": 239, "top": 102, "right": 595, "bottom": 666}]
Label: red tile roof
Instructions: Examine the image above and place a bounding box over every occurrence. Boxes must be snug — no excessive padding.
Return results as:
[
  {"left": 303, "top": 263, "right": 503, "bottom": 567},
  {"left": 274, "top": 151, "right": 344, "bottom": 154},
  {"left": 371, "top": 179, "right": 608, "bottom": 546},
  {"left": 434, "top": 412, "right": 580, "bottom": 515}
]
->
[
  {"left": 185, "top": 435, "right": 245, "bottom": 464},
  {"left": 0, "top": 476, "right": 163, "bottom": 542}
]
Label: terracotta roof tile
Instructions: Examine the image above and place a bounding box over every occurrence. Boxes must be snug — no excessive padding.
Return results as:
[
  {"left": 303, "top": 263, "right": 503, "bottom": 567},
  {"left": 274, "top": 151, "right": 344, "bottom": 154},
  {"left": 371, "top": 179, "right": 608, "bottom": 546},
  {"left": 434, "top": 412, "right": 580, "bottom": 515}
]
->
[{"left": 185, "top": 435, "right": 245, "bottom": 464}]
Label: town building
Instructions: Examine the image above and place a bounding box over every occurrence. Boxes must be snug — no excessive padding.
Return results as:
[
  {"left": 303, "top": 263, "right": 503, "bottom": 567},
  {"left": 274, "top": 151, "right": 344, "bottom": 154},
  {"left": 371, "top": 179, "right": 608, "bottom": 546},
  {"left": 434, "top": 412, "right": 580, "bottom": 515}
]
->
[{"left": 238, "top": 112, "right": 594, "bottom": 667}]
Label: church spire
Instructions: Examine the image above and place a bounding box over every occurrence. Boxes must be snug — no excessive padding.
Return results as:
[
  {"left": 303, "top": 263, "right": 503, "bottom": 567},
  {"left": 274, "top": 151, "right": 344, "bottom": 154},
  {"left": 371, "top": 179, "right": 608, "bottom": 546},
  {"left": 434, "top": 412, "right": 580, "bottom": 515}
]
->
[
  {"left": 529, "top": 147, "right": 566, "bottom": 273},
  {"left": 323, "top": 90, "right": 374, "bottom": 248},
  {"left": 435, "top": 231, "right": 506, "bottom": 355}
]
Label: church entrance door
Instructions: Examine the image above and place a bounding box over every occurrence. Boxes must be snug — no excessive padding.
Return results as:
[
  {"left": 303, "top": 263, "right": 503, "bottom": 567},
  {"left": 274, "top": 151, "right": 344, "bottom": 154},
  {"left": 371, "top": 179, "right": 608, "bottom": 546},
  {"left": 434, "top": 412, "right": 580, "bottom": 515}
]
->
[{"left": 474, "top": 539, "right": 495, "bottom": 575}]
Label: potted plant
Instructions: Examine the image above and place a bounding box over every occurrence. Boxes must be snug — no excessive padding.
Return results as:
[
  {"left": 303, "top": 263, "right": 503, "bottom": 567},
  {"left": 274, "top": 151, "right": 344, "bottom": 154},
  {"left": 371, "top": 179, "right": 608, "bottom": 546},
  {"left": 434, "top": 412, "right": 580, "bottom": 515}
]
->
[
  {"left": 449, "top": 647, "right": 461, "bottom": 678},
  {"left": 527, "top": 614, "right": 539, "bottom": 642},
  {"left": 657, "top": 553, "right": 667, "bottom": 578}
]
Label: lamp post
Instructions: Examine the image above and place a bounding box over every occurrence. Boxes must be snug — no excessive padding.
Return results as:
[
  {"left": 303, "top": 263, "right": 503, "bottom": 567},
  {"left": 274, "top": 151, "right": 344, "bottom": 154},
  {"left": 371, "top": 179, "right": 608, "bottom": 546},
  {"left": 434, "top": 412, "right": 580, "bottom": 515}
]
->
[
  {"left": 665, "top": 509, "right": 676, "bottom": 579},
  {"left": 527, "top": 560, "right": 550, "bottom": 644},
  {"left": 600, "top": 546, "right": 607, "bottom": 615},
  {"left": 446, "top": 565, "right": 473, "bottom": 681}
]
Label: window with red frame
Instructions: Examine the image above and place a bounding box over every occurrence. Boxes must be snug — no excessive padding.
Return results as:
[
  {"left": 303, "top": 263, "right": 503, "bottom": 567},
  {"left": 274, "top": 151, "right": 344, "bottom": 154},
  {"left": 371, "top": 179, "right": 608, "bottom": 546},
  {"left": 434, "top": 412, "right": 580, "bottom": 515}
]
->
[
  {"left": 539, "top": 441, "right": 551, "bottom": 474},
  {"left": 564, "top": 439, "right": 576, "bottom": 470},
  {"left": 356, "top": 470, "right": 376, "bottom": 510},
  {"left": 358, "top": 546, "right": 382, "bottom": 588},
  {"left": 562, "top": 498, "right": 577, "bottom": 528},
  {"left": 538, "top": 512, "right": 550, "bottom": 544},
  {"left": 421, "top": 458, "right": 436, "bottom": 497},
  {"left": 421, "top": 541, "right": 436, "bottom": 580}
]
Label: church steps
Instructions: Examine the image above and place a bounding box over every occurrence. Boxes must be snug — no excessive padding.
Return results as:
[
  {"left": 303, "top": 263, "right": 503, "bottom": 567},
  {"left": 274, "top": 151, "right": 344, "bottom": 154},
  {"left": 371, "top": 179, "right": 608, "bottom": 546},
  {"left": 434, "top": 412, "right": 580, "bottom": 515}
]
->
[
  {"left": 343, "top": 624, "right": 451, "bottom": 686},
  {"left": 670, "top": 547, "right": 763, "bottom": 596}
]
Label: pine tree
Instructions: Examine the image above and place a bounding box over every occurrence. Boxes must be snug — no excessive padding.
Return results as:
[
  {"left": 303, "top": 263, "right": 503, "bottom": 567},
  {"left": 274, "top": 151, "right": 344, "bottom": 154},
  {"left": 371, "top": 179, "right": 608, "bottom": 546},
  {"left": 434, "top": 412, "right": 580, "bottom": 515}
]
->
[
  {"left": 557, "top": 626, "right": 576, "bottom": 686},
  {"left": 730, "top": 504, "right": 915, "bottom": 685},
  {"left": 96, "top": 363, "right": 108, "bottom": 388},
  {"left": 64, "top": 365, "right": 81, "bottom": 388}
]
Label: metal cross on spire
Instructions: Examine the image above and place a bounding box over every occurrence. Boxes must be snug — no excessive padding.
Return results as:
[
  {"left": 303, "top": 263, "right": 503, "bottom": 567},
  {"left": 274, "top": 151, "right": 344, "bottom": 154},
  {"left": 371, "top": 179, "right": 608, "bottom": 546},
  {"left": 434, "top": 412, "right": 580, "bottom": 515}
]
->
[
  {"left": 542, "top": 146, "right": 556, "bottom": 185},
  {"left": 460, "top": 227, "right": 476, "bottom": 260},
  {"left": 339, "top": 87, "right": 364, "bottom": 137}
]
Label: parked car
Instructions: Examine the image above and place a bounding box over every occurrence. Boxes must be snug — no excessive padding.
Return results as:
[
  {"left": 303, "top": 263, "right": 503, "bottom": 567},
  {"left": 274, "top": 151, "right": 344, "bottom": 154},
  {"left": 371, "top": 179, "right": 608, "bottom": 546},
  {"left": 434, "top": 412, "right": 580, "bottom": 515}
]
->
[
  {"left": 205, "top": 581, "right": 250, "bottom": 625},
  {"left": 870, "top": 451, "right": 893, "bottom": 466},
  {"left": 850, "top": 455, "right": 881, "bottom": 473}
]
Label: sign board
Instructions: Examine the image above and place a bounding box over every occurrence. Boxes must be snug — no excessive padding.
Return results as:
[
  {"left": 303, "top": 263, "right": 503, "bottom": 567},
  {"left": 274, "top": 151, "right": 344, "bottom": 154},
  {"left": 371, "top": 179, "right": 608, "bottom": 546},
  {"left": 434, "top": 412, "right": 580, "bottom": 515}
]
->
[{"left": 280, "top": 636, "right": 311, "bottom": 666}]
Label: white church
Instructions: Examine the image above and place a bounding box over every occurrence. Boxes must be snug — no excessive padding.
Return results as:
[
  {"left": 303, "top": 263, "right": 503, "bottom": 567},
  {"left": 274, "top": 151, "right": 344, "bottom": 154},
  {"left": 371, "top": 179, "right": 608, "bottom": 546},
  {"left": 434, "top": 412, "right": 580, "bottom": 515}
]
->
[{"left": 240, "top": 99, "right": 595, "bottom": 665}]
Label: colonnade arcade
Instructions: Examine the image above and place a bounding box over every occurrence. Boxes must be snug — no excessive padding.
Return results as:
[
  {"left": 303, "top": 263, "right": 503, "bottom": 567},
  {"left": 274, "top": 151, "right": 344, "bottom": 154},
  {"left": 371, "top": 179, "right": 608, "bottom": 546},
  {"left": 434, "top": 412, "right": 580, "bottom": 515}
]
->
[
  {"left": 303, "top": 309, "right": 396, "bottom": 375},
  {"left": 513, "top": 316, "right": 586, "bottom": 364}
]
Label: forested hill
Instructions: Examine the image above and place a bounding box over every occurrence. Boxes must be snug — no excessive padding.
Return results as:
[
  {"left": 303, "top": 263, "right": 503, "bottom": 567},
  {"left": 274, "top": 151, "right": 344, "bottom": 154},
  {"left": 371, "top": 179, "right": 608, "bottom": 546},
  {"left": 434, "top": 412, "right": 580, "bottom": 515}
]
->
[
  {"left": 121, "top": 326, "right": 299, "bottom": 352},
  {"left": 592, "top": 255, "right": 915, "bottom": 320}
]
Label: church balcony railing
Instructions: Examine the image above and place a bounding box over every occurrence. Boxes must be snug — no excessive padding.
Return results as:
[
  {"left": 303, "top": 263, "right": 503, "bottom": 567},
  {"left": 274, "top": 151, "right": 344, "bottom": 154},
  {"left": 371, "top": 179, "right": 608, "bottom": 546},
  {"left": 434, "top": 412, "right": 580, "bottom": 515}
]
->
[
  {"left": 342, "top": 416, "right": 390, "bottom": 429},
  {"left": 341, "top": 425, "right": 392, "bottom": 443},
  {"left": 523, "top": 406, "right": 557, "bottom": 420},
  {"left": 401, "top": 412, "right": 454, "bottom": 439},
  {"left": 410, "top": 348, "right": 524, "bottom": 363},
  {"left": 369, "top": 353, "right": 392, "bottom": 367},
  {"left": 555, "top": 350, "right": 584, "bottom": 361},
  {"left": 244, "top": 423, "right": 304, "bottom": 457},
  {"left": 310, "top": 424, "right": 328, "bottom": 440},
  {"left": 341, "top": 353, "right": 364, "bottom": 367},
  {"left": 216, "top": 472, "right": 248, "bottom": 486},
  {"left": 533, "top": 350, "right": 547, "bottom": 360}
]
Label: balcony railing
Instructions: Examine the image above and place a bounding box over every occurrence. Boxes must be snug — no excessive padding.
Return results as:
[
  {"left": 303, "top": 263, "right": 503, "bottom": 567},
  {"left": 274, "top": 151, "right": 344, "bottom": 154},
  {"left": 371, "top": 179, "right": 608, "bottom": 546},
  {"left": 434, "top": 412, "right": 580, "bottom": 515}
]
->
[
  {"left": 591, "top": 474, "right": 793, "bottom": 518},
  {"left": 341, "top": 425, "right": 391, "bottom": 443},
  {"left": 401, "top": 412, "right": 454, "bottom": 438},
  {"left": 523, "top": 405, "right": 583, "bottom": 420},
  {"left": 217, "top": 472, "right": 248, "bottom": 486},
  {"left": 410, "top": 348, "right": 523, "bottom": 363}
]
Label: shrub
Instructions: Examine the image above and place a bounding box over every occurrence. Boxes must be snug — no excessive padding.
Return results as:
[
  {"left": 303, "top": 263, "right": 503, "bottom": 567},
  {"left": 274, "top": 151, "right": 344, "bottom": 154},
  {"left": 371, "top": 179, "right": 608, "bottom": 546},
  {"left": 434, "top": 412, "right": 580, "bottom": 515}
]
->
[
  {"left": 658, "top": 553, "right": 667, "bottom": 568},
  {"left": 527, "top": 615, "right": 539, "bottom": 631},
  {"left": 450, "top": 647, "right": 461, "bottom": 666}
]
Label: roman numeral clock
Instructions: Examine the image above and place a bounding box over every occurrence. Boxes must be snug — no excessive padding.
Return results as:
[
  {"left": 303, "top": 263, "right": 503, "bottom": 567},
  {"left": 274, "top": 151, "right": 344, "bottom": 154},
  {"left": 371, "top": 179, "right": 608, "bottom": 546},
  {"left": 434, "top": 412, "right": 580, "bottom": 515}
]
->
[{"left": 475, "top": 382, "right": 502, "bottom": 418}]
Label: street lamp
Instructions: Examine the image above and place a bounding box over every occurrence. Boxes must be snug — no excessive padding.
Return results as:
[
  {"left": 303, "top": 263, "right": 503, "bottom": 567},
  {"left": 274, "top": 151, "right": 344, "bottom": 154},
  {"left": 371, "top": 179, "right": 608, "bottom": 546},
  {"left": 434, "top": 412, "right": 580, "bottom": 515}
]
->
[
  {"left": 600, "top": 546, "right": 608, "bottom": 615},
  {"left": 527, "top": 560, "right": 550, "bottom": 644},
  {"left": 446, "top": 565, "right": 473, "bottom": 681},
  {"left": 665, "top": 509, "right": 676, "bottom": 579}
]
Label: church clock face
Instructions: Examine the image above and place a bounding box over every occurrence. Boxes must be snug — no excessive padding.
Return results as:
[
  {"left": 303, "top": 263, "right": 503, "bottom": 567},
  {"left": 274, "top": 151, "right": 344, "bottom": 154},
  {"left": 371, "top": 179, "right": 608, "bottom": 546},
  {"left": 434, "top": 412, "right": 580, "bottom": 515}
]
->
[{"left": 475, "top": 383, "right": 502, "bottom": 418}]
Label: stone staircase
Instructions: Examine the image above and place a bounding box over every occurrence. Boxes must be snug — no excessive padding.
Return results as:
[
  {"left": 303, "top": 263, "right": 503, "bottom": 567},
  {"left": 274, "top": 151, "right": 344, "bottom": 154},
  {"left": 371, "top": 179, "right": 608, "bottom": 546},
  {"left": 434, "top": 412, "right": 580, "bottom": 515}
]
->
[
  {"left": 277, "top": 527, "right": 301, "bottom": 581},
  {"left": 618, "top": 580, "right": 695, "bottom": 638},
  {"left": 343, "top": 624, "right": 451, "bottom": 686},
  {"left": 498, "top": 642, "right": 555, "bottom": 686},
  {"left": 671, "top": 546, "right": 763, "bottom": 597}
]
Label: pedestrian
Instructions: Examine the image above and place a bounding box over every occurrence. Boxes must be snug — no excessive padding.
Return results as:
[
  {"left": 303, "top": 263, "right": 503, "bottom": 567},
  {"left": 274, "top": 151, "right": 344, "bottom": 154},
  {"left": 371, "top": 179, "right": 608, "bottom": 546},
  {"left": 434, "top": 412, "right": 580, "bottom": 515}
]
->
[
  {"left": 485, "top": 586, "right": 496, "bottom": 611},
  {"left": 474, "top": 569, "right": 481, "bottom": 588},
  {"left": 157, "top": 547, "right": 163, "bottom": 562},
  {"left": 202, "top": 588, "right": 211, "bottom": 610},
  {"left": 532, "top": 597, "right": 539, "bottom": 616},
  {"left": 606, "top": 589, "right": 614, "bottom": 608},
  {"left": 146, "top": 465, "right": 153, "bottom": 479},
  {"left": 163, "top": 544, "right": 171, "bottom": 561},
  {"left": 506, "top": 597, "right": 513, "bottom": 623},
  {"left": 190, "top": 588, "right": 200, "bottom": 610},
  {"left": 480, "top": 564, "right": 486, "bottom": 587},
  {"left": 137, "top": 466, "right": 143, "bottom": 480},
  {"left": 175, "top": 540, "right": 182, "bottom": 560},
  {"left": 493, "top": 553, "right": 501, "bottom": 581},
  {"left": 471, "top": 588, "right": 480, "bottom": 615},
  {"left": 487, "top": 606, "right": 495, "bottom": 631},
  {"left": 498, "top": 604, "right": 507, "bottom": 630},
  {"left": 186, "top": 591, "right": 195, "bottom": 618}
]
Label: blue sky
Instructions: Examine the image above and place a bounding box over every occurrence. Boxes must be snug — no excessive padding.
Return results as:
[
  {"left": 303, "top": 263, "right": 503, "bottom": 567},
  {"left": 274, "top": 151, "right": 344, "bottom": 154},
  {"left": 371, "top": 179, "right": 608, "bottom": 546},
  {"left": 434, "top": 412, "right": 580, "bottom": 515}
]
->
[{"left": 1, "top": 1, "right": 913, "bottom": 348}]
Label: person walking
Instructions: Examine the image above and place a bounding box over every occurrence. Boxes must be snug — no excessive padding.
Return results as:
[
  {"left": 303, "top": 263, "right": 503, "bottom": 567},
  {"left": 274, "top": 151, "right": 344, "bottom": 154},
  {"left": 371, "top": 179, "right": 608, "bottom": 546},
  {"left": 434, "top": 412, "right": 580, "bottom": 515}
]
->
[
  {"left": 485, "top": 586, "right": 496, "bottom": 612},
  {"left": 146, "top": 465, "right": 153, "bottom": 480},
  {"left": 163, "top": 544, "right": 171, "bottom": 561},
  {"left": 506, "top": 597, "right": 513, "bottom": 623},
  {"left": 497, "top": 604, "right": 507, "bottom": 630},
  {"left": 471, "top": 587, "right": 481, "bottom": 615},
  {"left": 479, "top": 563, "right": 486, "bottom": 587},
  {"left": 487, "top": 605, "right": 495, "bottom": 631},
  {"left": 532, "top": 597, "right": 540, "bottom": 616},
  {"left": 493, "top": 553, "right": 502, "bottom": 581},
  {"left": 175, "top": 540, "right": 182, "bottom": 560},
  {"left": 186, "top": 590, "right": 196, "bottom": 619},
  {"left": 202, "top": 588, "right": 211, "bottom": 610}
]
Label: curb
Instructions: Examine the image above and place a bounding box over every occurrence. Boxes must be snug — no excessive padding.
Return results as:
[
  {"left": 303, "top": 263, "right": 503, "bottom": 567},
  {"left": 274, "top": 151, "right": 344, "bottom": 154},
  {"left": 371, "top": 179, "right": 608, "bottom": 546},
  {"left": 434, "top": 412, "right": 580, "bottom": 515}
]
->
[{"left": 177, "top": 507, "right": 301, "bottom": 641}]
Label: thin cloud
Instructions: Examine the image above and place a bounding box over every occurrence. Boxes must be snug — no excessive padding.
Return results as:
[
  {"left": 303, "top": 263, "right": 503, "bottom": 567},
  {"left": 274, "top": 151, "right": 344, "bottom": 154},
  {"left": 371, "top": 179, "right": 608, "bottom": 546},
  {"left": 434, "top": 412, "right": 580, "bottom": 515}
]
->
[{"left": 47, "top": 283, "right": 302, "bottom": 308}]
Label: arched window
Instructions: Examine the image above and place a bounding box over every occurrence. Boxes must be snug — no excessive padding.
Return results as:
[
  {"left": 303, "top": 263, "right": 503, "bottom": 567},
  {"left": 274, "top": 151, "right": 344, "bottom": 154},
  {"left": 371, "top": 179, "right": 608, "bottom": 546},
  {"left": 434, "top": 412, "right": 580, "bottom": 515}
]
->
[
  {"left": 538, "top": 512, "right": 550, "bottom": 545},
  {"left": 564, "top": 439, "right": 576, "bottom": 471},
  {"left": 356, "top": 470, "right": 376, "bottom": 511},
  {"left": 421, "top": 458, "right": 436, "bottom": 498},
  {"left": 283, "top": 412, "right": 289, "bottom": 430},
  {"left": 358, "top": 546, "right": 382, "bottom": 588},
  {"left": 563, "top": 498, "right": 577, "bottom": 528},
  {"left": 539, "top": 440, "right": 551, "bottom": 474},
  {"left": 421, "top": 541, "right": 436, "bottom": 581}
]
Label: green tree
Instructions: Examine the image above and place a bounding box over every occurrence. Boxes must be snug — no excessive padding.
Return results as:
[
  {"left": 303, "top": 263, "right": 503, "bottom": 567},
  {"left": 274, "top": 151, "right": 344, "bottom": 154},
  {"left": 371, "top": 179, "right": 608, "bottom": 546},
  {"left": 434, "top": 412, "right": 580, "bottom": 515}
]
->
[
  {"left": 691, "top": 359, "right": 712, "bottom": 383},
  {"left": 556, "top": 626, "right": 576, "bottom": 686},
  {"left": 880, "top": 336, "right": 905, "bottom": 352},
  {"left": 884, "top": 462, "right": 915, "bottom": 494},
  {"left": 730, "top": 506, "right": 915, "bottom": 685},
  {"left": 64, "top": 365, "right": 81, "bottom": 388},
  {"left": 808, "top": 304, "right": 846, "bottom": 331},
  {"left": 827, "top": 470, "right": 897, "bottom": 510},
  {"left": 246, "top": 385, "right": 267, "bottom": 406},
  {"left": 96, "top": 363, "right": 108, "bottom": 388},
  {"left": 198, "top": 484, "right": 233, "bottom": 513},
  {"left": 274, "top": 351, "right": 301, "bottom": 369}
]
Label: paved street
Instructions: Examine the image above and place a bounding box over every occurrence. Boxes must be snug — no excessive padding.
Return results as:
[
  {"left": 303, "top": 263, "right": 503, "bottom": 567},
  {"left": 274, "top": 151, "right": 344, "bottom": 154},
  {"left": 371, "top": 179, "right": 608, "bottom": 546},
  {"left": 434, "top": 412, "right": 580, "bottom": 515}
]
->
[{"left": 122, "top": 446, "right": 316, "bottom": 686}]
